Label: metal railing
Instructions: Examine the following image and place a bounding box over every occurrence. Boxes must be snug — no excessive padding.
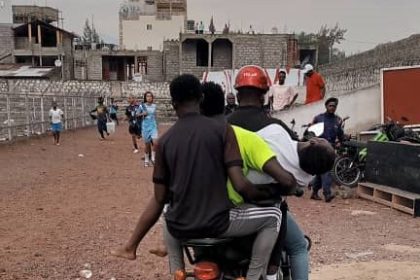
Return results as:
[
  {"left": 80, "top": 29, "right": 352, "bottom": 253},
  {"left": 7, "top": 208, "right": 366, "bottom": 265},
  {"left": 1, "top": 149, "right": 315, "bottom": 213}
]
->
[{"left": 0, "top": 92, "right": 100, "bottom": 141}]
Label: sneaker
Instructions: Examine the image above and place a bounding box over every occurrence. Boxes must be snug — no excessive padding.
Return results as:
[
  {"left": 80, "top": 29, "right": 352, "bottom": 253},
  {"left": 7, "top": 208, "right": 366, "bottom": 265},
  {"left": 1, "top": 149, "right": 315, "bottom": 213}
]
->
[
  {"left": 144, "top": 161, "right": 149, "bottom": 167},
  {"left": 266, "top": 273, "right": 278, "bottom": 280},
  {"left": 133, "top": 149, "right": 139, "bottom": 154}
]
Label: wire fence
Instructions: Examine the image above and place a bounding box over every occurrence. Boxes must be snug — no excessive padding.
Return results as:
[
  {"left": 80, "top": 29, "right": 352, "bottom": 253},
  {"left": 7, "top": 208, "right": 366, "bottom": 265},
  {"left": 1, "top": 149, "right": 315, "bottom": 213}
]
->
[{"left": 0, "top": 92, "right": 101, "bottom": 141}]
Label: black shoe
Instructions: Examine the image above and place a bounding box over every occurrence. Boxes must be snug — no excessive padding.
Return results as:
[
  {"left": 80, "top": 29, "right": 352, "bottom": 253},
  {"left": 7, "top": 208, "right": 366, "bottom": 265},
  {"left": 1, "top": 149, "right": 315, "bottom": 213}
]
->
[
  {"left": 310, "top": 193, "right": 322, "bottom": 201},
  {"left": 325, "top": 194, "right": 336, "bottom": 203}
]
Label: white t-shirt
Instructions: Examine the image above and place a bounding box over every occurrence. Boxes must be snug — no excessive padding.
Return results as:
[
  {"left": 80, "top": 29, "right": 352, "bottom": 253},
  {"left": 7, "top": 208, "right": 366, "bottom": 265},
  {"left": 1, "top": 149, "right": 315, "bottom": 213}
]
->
[
  {"left": 246, "top": 124, "right": 314, "bottom": 187},
  {"left": 49, "top": 108, "right": 63, "bottom": 124},
  {"left": 268, "top": 84, "right": 296, "bottom": 111}
]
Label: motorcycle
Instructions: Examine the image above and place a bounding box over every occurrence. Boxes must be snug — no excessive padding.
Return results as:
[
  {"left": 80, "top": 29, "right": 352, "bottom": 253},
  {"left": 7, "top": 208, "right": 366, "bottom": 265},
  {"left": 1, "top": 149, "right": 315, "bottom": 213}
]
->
[
  {"left": 332, "top": 117, "right": 420, "bottom": 188},
  {"left": 175, "top": 187, "right": 311, "bottom": 280}
]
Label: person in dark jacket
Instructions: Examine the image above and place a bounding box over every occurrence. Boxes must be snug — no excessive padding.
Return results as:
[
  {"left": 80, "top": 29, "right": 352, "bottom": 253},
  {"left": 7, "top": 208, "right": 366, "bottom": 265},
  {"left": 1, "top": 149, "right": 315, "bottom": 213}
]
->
[{"left": 310, "top": 97, "right": 344, "bottom": 202}]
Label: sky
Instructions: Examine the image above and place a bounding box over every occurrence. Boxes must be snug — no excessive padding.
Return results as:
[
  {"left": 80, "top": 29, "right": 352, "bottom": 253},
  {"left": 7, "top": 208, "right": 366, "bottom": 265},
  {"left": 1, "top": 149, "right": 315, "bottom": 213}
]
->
[{"left": 10, "top": 0, "right": 420, "bottom": 55}]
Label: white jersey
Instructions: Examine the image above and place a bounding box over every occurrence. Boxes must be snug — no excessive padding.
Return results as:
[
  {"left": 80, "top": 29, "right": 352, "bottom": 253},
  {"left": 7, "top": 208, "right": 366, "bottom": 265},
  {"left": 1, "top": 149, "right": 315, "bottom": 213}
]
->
[
  {"left": 246, "top": 124, "right": 314, "bottom": 187},
  {"left": 49, "top": 108, "right": 63, "bottom": 124}
]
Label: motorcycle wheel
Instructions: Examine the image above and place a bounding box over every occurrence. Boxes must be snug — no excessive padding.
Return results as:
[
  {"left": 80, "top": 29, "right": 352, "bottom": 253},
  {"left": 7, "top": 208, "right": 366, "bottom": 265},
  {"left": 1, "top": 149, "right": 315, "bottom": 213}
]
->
[{"left": 332, "top": 156, "right": 362, "bottom": 188}]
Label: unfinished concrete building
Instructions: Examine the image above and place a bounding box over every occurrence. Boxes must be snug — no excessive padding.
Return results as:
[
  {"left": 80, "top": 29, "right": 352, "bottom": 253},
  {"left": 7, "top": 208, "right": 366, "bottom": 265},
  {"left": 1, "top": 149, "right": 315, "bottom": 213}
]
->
[
  {"left": 163, "top": 33, "right": 301, "bottom": 82},
  {"left": 0, "top": 4, "right": 76, "bottom": 79}
]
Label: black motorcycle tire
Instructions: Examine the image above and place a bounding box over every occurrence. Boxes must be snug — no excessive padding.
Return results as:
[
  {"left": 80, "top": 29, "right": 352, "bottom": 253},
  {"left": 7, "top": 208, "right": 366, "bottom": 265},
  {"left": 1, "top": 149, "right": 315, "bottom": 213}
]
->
[{"left": 332, "top": 155, "right": 362, "bottom": 188}]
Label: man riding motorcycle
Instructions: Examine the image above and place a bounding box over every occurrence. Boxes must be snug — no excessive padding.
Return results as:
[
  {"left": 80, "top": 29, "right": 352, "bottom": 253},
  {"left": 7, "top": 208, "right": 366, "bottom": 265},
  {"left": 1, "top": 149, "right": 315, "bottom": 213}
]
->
[{"left": 228, "top": 65, "right": 336, "bottom": 280}]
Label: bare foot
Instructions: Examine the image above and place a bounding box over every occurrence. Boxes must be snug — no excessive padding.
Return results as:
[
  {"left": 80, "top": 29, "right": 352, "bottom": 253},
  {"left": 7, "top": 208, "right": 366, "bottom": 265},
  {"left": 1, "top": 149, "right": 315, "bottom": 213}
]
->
[
  {"left": 149, "top": 247, "right": 168, "bottom": 257},
  {"left": 110, "top": 246, "right": 136, "bottom": 260}
]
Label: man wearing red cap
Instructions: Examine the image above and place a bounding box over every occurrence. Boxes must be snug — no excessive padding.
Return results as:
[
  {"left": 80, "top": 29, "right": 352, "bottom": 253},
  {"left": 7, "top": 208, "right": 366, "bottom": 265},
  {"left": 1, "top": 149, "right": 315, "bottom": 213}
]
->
[{"left": 303, "top": 64, "right": 326, "bottom": 104}]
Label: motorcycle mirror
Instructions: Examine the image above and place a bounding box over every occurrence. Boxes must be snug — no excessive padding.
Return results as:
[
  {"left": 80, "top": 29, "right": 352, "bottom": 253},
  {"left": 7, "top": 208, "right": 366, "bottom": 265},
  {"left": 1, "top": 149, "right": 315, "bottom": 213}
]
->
[
  {"left": 290, "top": 119, "right": 296, "bottom": 125},
  {"left": 343, "top": 116, "right": 350, "bottom": 122},
  {"left": 307, "top": 123, "right": 324, "bottom": 137}
]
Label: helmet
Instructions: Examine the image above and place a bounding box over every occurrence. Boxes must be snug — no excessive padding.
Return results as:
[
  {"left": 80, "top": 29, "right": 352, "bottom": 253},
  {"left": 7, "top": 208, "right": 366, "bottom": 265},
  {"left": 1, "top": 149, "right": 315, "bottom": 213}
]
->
[{"left": 234, "top": 65, "right": 269, "bottom": 91}]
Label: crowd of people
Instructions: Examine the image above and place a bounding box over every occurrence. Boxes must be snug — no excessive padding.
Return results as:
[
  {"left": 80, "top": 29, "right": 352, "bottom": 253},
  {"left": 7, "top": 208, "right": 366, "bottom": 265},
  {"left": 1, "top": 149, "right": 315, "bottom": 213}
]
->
[
  {"left": 48, "top": 63, "right": 341, "bottom": 280},
  {"left": 107, "top": 64, "right": 345, "bottom": 280}
]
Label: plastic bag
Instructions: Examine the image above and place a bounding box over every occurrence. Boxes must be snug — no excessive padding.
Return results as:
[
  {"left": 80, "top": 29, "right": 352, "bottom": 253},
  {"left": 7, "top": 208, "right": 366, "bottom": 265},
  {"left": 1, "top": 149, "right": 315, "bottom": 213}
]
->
[{"left": 106, "top": 121, "right": 116, "bottom": 134}]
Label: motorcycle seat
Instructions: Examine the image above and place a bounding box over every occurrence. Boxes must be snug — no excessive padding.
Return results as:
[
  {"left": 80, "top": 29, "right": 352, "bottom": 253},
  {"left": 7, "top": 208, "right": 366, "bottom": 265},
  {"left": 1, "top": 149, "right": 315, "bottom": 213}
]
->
[
  {"left": 343, "top": 140, "right": 367, "bottom": 149},
  {"left": 182, "top": 238, "right": 233, "bottom": 247}
]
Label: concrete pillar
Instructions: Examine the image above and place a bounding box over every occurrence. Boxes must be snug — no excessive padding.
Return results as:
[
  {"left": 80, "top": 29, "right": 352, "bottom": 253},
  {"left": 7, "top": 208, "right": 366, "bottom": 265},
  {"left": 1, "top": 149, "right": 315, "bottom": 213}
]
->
[
  {"left": 56, "top": 30, "right": 60, "bottom": 46},
  {"left": 208, "top": 40, "right": 212, "bottom": 72},
  {"left": 179, "top": 40, "right": 183, "bottom": 75},
  {"left": 28, "top": 23, "right": 32, "bottom": 44},
  {"left": 38, "top": 24, "right": 43, "bottom": 67},
  {"left": 37, "top": 24, "right": 42, "bottom": 45}
]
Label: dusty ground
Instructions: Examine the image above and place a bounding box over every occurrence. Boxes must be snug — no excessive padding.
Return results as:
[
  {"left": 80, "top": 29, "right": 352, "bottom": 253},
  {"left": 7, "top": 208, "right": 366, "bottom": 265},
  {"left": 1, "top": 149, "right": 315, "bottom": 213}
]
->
[{"left": 0, "top": 124, "right": 419, "bottom": 280}]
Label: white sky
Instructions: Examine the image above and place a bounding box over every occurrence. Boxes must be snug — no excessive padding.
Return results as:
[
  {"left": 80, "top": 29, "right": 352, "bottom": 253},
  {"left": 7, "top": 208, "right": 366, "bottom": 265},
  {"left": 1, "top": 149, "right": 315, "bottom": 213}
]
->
[{"left": 10, "top": 0, "right": 420, "bottom": 55}]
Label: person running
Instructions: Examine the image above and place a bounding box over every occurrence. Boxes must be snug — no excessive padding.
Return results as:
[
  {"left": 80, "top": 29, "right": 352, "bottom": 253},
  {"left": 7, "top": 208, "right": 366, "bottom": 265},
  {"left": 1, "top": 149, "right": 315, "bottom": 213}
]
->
[
  {"left": 111, "top": 74, "right": 294, "bottom": 280},
  {"left": 49, "top": 101, "right": 64, "bottom": 146},
  {"left": 108, "top": 98, "right": 119, "bottom": 125},
  {"left": 125, "top": 96, "right": 142, "bottom": 153},
  {"left": 137, "top": 92, "right": 158, "bottom": 167},
  {"left": 90, "top": 97, "right": 110, "bottom": 140}
]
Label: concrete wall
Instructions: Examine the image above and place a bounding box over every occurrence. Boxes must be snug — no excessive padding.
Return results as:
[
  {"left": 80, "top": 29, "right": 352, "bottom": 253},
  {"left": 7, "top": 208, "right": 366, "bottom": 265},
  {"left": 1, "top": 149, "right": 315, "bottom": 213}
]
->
[
  {"left": 163, "top": 40, "right": 180, "bottom": 82},
  {"left": 233, "top": 34, "right": 289, "bottom": 69},
  {"left": 212, "top": 39, "right": 232, "bottom": 70},
  {"left": 273, "top": 85, "right": 381, "bottom": 137},
  {"left": 0, "top": 24, "right": 14, "bottom": 63},
  {"left": 121, "top": 15, "right": 185, "bottom": 50},
  {"left": 320, "top": 34, "right": 420, "bottom": 96}
]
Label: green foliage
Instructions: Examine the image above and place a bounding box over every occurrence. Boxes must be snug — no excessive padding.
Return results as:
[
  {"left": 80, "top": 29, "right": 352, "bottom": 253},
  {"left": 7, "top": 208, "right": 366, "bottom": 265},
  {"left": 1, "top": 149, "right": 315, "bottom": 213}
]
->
[{"left": 297, "top": 24, "right": 347, "bottom": 65}]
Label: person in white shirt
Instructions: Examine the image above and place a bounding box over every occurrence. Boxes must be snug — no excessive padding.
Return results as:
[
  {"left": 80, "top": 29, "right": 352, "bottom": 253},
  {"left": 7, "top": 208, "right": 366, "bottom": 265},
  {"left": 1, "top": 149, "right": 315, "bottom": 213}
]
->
[
  {"left": 49, "top": 102, "right": 64, "bottom": 146},
  {"left": 269, "top": 70, "right": 298, "bottom": 111}
]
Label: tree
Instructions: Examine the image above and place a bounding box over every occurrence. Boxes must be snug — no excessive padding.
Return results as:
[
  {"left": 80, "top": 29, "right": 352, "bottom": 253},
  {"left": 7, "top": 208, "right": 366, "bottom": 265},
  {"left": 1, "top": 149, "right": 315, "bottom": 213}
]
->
[
  {"left": 82, "top": 19, "right": 92, "bottom": 44},
  {"left": 82, "top": 18, "right": 101, "bottom": 45},
  {"left": 297, "top": 24, "right": 347, "bottom": 65}
]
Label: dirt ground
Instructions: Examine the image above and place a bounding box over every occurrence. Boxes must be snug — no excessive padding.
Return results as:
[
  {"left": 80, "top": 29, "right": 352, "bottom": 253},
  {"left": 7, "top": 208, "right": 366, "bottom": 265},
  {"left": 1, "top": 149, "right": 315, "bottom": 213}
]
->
[{"left": 1, "top": 124, "right": 419, "bottom": 280}]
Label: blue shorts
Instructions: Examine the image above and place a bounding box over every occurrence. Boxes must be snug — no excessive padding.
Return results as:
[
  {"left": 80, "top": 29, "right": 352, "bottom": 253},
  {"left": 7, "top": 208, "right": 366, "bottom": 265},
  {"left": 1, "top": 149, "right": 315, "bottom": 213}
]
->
[{"left": 51, "top": 123, "right": 62, "bottom": 132}]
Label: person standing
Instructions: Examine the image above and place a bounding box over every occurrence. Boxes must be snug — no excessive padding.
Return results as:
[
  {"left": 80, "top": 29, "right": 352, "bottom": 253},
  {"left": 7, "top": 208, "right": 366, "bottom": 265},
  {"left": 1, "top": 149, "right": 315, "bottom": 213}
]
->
[
  {"left": 49, "top": 101, "right": 64, "bottom": 146},
  {"left": 310, "top": 97, "right": 344, "bottom": 202},
  {"left": 137, "top": 92, "right": 158, "bottom": 167},
  {"left": 303, "top": 64, "right": 326, "bottom": 104},
  {"left": 91, "top": 97, "right": 110, "bottom": 140},
  {"left": 224, "top": 93, "right": 238, "bottom": 115},
  {"left": 109, "top": 98, "right": 119, "bottom": 125},
  {"left": 125, "top": 96, "right": 142, "bottom": 153},
  {"left": 269, "top": 70, "right": 298, "bottom": 111}
]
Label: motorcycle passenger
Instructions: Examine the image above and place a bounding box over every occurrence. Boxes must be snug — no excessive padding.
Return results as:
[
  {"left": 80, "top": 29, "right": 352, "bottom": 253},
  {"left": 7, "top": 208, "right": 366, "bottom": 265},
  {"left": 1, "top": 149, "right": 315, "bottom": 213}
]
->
[
  {"left": 227, "top": 65, "right": 335, "bottom": 280},
  {"left": 111, "top": 74, "right": 294, "bottom": 280},
  {"left": 310, "top": 97, "right": 345, "bottom": 202}
]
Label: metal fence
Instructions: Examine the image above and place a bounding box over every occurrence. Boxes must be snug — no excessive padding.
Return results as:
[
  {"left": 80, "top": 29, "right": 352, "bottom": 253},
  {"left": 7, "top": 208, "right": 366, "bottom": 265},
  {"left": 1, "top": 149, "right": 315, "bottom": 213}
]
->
[{"left": 0, "top": 92, "right": 100, "bottom": 141}]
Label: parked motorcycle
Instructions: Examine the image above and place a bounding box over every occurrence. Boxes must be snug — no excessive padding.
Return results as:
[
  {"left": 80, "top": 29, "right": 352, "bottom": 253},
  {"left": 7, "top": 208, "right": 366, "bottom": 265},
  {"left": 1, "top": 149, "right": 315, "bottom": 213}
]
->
[
  {"left": 175, "top": 187, "right": 311, "bottom": 280},
  {"left": 332, "top": 117, "right": 420, "bottom": 188}
]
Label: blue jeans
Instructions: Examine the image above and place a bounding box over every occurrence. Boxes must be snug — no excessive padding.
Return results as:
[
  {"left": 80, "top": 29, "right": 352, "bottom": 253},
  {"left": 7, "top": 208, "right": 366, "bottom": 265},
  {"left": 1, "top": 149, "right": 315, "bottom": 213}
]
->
[
  {"left": 284, "top": 213, "right": 309, "bottom": 280},
  {"left": 312, "top": 172, "right": 333, "bottom": 197}
]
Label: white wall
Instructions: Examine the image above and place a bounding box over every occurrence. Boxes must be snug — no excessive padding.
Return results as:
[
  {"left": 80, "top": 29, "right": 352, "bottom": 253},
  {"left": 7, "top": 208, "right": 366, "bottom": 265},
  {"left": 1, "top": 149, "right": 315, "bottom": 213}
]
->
[
  {"left": 0, "top": 0, "right": 12, "bottom": 23},
  {"left": 273, "top": 85, "right": 382, "bottom": 138},
  {"left": 122, "top": 15, "right": 185, "bottom": 51}
]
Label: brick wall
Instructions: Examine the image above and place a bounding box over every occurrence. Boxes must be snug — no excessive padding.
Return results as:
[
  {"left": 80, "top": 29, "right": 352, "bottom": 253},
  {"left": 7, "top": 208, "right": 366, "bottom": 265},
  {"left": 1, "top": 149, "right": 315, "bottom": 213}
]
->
[{"left": 163, "top": 40, "right": 180, "bottom": 82}]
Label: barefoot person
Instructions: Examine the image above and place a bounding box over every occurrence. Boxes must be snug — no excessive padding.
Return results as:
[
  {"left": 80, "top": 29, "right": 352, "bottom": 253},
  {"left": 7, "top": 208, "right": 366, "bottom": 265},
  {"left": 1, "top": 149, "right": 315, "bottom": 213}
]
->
[{"left": 49, "top": 101, "right": 64, "bottom": 145}]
